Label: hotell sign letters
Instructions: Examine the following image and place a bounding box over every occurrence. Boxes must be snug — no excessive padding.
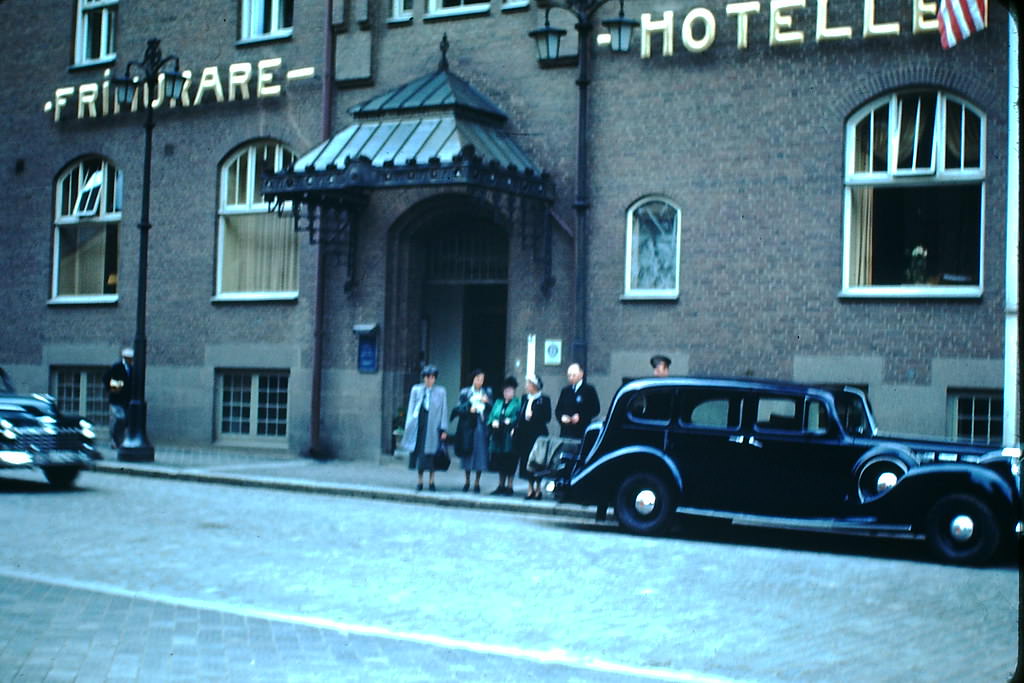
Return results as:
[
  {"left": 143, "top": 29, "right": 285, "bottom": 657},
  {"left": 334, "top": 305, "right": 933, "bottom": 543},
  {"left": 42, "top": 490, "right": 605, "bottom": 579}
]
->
[{"left": 43, "top": 0, "right": 974, "bottom": 123}]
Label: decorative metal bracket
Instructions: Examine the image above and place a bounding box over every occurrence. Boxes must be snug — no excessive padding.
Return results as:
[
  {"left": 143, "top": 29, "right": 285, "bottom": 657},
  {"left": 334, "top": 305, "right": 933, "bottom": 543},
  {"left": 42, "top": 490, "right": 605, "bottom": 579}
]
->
[{"left": 271, "top": 191, "right": 368, "bottom": 292}]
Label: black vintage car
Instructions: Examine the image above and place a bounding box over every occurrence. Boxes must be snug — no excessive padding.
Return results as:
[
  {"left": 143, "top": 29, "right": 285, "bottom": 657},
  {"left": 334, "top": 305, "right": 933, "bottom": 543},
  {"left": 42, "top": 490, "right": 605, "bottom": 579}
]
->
[
  {"left": 548, "top": 377, "right": 1021, "bottom": 564},
  {"left": 0, "top": 369, "right": 100, "bottom": 488}
]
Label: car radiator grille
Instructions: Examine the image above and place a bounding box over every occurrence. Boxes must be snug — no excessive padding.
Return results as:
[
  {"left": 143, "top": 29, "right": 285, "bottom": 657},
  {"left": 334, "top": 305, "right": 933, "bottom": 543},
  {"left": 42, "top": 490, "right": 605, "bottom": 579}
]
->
[{"left": 14, "top": 429, "right": 86, "bottom": 453}]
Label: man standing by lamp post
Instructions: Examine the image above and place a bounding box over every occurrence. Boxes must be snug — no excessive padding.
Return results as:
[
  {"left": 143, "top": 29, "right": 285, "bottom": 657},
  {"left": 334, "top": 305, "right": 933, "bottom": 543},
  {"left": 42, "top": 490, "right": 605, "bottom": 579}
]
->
[
  {"left": 111, "top": 39, "right": 186, "bottom": 462},
  {"left": 102, "top": 348, "right": 134, "bottom": 450}
]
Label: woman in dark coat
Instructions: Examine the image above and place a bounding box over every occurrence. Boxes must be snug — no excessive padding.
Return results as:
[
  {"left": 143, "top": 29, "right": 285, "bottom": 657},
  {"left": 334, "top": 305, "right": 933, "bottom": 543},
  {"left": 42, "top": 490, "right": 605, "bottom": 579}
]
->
[
  {"left": 487, "top": 376, "right": 521, "bottom": 495},
  {"left": 511, "top": 374, "right": 550, "bottom": 500},
  {"left": 451, "top": 369, "right": 492, "bottom": 493}
]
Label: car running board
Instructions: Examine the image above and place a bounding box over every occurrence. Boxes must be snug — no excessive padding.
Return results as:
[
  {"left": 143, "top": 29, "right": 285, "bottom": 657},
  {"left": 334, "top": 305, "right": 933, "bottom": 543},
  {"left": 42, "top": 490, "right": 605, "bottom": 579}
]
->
[{"left": 676, "top": 506, "right": 917, "bottom": 538}]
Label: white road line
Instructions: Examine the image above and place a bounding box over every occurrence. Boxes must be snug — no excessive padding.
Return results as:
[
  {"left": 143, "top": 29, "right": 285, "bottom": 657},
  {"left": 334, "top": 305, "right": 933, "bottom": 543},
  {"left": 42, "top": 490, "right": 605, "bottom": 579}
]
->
[{"left": 0, "top": 567, "right": 744, "bottom": 683}]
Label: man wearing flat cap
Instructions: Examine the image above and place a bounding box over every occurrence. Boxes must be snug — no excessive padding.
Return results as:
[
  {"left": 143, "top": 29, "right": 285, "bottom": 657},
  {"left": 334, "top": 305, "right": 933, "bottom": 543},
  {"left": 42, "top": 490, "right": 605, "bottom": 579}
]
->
[{"left": 102, "top": 348, "right": 134, "bottom": 448}]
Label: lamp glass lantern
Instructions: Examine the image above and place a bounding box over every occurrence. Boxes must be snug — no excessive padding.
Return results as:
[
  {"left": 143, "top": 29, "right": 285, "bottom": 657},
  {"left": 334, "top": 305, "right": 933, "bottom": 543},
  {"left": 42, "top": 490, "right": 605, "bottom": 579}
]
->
[
  {"left": 162, "top": 68, "right": 186, "bottom": 101},
  {"left": 602, "top": 11, "right": 639, "bottom": 53},
  {"left": 528, "top": 19, "right": 567, "bottom": 61},
  {"left": 112, "top": 76, "right": 139, "bottom": 107}
]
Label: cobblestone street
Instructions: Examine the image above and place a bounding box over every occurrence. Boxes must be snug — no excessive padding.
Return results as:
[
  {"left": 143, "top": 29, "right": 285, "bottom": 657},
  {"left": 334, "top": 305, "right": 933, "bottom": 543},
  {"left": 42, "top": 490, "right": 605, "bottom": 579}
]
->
[{"left": 0, "top": 469, "right": 1018, "bottom": 681}]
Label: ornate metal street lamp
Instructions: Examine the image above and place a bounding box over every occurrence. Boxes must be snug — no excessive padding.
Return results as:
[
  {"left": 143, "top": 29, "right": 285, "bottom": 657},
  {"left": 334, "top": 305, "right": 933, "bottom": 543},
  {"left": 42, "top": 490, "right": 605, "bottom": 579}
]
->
[
  {"left": 528, "top": 1, "right": 637, "bottom": 369},
  {"left": 111, "top": 39, "right": 185, "bottom": 462}
]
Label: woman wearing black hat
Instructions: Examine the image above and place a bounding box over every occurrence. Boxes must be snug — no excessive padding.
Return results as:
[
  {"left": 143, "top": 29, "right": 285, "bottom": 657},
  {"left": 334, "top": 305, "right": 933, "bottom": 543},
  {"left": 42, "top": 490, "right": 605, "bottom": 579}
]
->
[
  {"left": 400, "top": 364, "right": 448, "bottom": 491},
  {"left": 487, "top": 376, "right": 521, "bottom": 495}
]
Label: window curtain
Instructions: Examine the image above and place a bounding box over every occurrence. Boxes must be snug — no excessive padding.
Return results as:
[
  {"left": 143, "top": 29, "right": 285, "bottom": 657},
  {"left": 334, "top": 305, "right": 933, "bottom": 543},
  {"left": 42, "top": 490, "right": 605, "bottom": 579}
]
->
[
  {"left": 944, "top": 102, "right": 981, "bottom": 170},
  {"left": 221, "top": 212, "right": 298, "bottom": 293},
  {"left": 57, "top": 223, "right": 107, "bottom": 295},
  {"left": 849, "top": 187, "right": 874, "bottom": 286},
  {"left": 630, "top": 202, "right": 678, "bottom": 291}
]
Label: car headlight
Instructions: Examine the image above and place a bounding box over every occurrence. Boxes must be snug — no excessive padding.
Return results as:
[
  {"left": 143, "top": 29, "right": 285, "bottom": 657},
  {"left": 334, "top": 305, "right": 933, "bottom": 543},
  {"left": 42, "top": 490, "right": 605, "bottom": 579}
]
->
[
  {"left": 876, "top": 471, "right": 898, "bottom": 494},
  {"left": 0, "top": 451, "right": 32, "bottom": 466},
  {"left": 1004, "top": 448, "right": 1021, "bottom": 476},
  {"left": 1, "top": 429, "right": 15, "bottom": 441},
  {"left": 79, "top": 419, "right": 96, "bottom": 439}
]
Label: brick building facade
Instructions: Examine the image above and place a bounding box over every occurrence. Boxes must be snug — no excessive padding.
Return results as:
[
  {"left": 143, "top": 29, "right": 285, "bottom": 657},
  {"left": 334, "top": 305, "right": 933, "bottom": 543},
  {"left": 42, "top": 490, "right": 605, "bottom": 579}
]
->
[{"left": 0, "top": 0, "right": 1018, "bottom": 458}]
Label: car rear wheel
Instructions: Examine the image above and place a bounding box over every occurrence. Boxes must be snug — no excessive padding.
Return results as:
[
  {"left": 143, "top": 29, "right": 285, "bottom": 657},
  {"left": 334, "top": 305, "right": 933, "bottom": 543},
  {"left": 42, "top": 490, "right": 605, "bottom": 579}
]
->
[
  {"left": 925, "top": 494, "right": 1000, "bottom": 565},
  {"left": 614, "top": 472, "right": 676, "bottom": 536},
  {"left": 43, "top": 466, "right": 80, "bottom": 489}
]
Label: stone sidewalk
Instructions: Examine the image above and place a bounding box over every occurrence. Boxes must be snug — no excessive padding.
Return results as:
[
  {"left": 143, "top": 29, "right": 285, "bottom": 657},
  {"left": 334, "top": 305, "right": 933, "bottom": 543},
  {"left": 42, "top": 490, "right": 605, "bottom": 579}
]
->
[{"left": 91, "top": 446, "right": 596, "bottom": 522}]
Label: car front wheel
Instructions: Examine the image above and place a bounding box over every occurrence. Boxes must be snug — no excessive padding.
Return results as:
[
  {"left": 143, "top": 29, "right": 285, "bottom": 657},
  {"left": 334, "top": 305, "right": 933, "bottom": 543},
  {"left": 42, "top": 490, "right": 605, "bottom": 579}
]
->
[
  {"left": 614, "top": 472, "right": 676, "bottom": 536},
  {"left": 925, "top": 494, "right": 1000, "bottom": 565},
  {"left": 43, "top": 466, "right": 80, "bottom": 489}
]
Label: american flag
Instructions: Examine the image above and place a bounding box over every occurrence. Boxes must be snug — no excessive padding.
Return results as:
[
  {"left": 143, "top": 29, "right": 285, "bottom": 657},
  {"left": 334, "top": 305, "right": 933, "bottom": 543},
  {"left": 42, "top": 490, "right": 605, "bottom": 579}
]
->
[{"left": 937, "top": 0, "right": 988, "bottom": 49}]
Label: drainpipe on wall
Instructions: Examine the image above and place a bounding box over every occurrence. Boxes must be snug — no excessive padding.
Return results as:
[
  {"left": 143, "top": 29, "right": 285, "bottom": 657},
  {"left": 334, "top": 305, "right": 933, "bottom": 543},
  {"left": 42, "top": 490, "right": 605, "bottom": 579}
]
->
[
  {"left": 305, "top": 0, "right": 335, "bottom": 460},
  {"left": 1005, "top": 13, "right": 1020, "bottom": 448}
]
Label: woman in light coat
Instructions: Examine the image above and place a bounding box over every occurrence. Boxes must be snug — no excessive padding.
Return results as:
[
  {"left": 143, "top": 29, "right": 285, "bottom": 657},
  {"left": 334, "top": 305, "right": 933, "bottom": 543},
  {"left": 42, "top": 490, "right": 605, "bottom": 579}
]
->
[{"left": 401, "top": 365, "right": 448, "bottom": 491}]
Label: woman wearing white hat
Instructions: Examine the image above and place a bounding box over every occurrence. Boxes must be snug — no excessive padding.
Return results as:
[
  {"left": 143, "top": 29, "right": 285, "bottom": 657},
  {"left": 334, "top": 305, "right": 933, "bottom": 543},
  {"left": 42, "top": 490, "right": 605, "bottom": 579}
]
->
[{"left": 511, "top": 374, "right": 550, "bottom": 500}]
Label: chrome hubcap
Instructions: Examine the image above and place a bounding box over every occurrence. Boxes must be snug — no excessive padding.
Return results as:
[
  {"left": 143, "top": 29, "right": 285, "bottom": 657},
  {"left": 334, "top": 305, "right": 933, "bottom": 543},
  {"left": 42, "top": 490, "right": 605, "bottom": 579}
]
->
[
  {"left": 634, "top": 489, "right": 657, "bottom": 516},
  {"left": 950, "top": 514, "right": 975, "bottom": 542}
]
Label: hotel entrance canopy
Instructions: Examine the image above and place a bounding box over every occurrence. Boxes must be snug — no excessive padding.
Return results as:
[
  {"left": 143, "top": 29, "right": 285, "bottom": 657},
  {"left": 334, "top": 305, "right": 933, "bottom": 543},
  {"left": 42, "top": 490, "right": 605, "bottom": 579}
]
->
[{"left": 263, "top": 59, "right": 552, "bottom": 205}]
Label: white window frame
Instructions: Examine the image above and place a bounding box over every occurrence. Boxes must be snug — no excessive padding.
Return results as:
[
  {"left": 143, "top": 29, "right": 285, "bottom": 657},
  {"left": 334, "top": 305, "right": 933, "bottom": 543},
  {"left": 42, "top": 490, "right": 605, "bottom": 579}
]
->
[
  {"left": 215, "top": 369, "right": 290, "bottom": 445},
  {"left": 215, "top": 141, "right": 298, "bottom": 301},
  {"left": 240, "top": 0, "right": 294, "bottom": 42},
  {"left": 502, "top": 0, "right": 530, "bottom": 9},
  {"left": 947, "top": 390, "right": 1003, "bottom": 445},
  {"left": 51, "top": 158, "right": 122, "bottom": 305},
  {"left": 426, "top": 0, "right": 490, "bottom": 20},
  {"left": 623, "top": 196, "right": 682, "bottom": 300},
  {"left": 74, "top": 0, "right": 117, "bottom": 67},
  {"left": 50, "top": 366, "right": 108, "bottom": 425},
  {"left": 841, "top": 90, "right": 985, "bottom": 299},
  {"left": 390, "top": 0, "right": 414, "bottom": 21}
]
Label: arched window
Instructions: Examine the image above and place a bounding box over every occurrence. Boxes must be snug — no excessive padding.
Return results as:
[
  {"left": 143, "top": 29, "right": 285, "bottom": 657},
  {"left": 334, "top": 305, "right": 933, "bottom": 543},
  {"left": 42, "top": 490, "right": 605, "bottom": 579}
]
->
[
  {"left": 843, "top": 90, "right": 984, "bottom": 297},
  {"left": 216, "top": 141, "right": 298, "bottom": 299},
  {"left": 624, "top": 197, "right": 681, "bottom": 299},
  {"left": 52, "top": 157, "right": 121, "bottom": 302}
]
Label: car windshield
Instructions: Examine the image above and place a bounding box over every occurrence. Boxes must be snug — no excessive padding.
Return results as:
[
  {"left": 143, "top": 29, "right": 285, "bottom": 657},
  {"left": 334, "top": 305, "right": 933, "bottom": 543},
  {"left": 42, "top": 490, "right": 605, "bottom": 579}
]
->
[{"left": 833, "top": 390, "right": 875, "bottom": 436}]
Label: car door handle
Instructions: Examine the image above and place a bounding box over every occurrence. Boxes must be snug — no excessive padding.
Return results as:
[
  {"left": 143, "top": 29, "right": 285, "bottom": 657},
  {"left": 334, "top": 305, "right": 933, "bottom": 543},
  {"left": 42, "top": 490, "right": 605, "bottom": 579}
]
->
[
  {"left": 747, "top": 437, "right": 763, "bottom": 448},
  {"left": 728, "top": 435, "right": 745, "bottom": 444}
]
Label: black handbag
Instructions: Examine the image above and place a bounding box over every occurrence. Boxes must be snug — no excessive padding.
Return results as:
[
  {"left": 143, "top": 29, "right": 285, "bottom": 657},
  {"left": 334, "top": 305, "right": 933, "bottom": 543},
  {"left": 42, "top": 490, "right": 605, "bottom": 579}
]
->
[{"left": 434, "top": 443, "right": 451, "bottom": 471}]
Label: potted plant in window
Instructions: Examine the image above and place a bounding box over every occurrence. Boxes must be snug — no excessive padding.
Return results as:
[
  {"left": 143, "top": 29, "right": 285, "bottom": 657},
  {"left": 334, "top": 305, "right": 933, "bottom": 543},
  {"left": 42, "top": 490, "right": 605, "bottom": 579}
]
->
[{"left": 905, "top": 245, "right": 929, "bottom": 284}]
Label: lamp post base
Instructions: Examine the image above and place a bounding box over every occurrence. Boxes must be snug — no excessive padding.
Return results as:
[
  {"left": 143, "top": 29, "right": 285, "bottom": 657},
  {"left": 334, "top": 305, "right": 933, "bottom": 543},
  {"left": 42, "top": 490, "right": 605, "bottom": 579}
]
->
[{"left": 117, "top": 400, "right": 155, "bottom": 462}]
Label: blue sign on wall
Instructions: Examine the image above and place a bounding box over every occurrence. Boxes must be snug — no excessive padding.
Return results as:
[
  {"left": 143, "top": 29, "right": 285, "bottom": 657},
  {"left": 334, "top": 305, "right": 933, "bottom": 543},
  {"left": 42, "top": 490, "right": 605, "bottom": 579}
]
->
[{"left": 357, "top": 332, "right": 378, "bottom": 373}]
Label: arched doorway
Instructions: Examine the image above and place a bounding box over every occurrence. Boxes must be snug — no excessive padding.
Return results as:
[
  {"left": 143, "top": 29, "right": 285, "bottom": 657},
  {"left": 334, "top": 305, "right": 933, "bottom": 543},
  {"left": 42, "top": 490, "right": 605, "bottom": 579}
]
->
[{"left": 384, "top": 194, "right": 510, "bottom": 448}]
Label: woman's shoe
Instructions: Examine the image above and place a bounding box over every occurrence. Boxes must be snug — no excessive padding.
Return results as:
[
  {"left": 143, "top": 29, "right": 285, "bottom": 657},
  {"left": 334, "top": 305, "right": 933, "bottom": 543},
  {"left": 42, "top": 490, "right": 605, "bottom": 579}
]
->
[
  {"left": 463, "top": 483, "right": 470, "bottom": 492},
  {"left": 473, "top": 484, "right": 481, "bottom": 493},
  {"left": 416, "top": 483, "right": 423, "bottom": 491},
  {"left": 429, "top": 483, "right": 436, "bottom": 492}
]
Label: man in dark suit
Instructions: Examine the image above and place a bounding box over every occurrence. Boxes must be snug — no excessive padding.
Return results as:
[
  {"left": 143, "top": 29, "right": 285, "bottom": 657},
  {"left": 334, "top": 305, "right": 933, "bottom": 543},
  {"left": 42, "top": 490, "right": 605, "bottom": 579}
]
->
[
  {"left": 555, "top": 362, "right": 600, "bottom": 439},
  {"left": 102, "top": 348, "right": 133, "bottom": 448}
]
